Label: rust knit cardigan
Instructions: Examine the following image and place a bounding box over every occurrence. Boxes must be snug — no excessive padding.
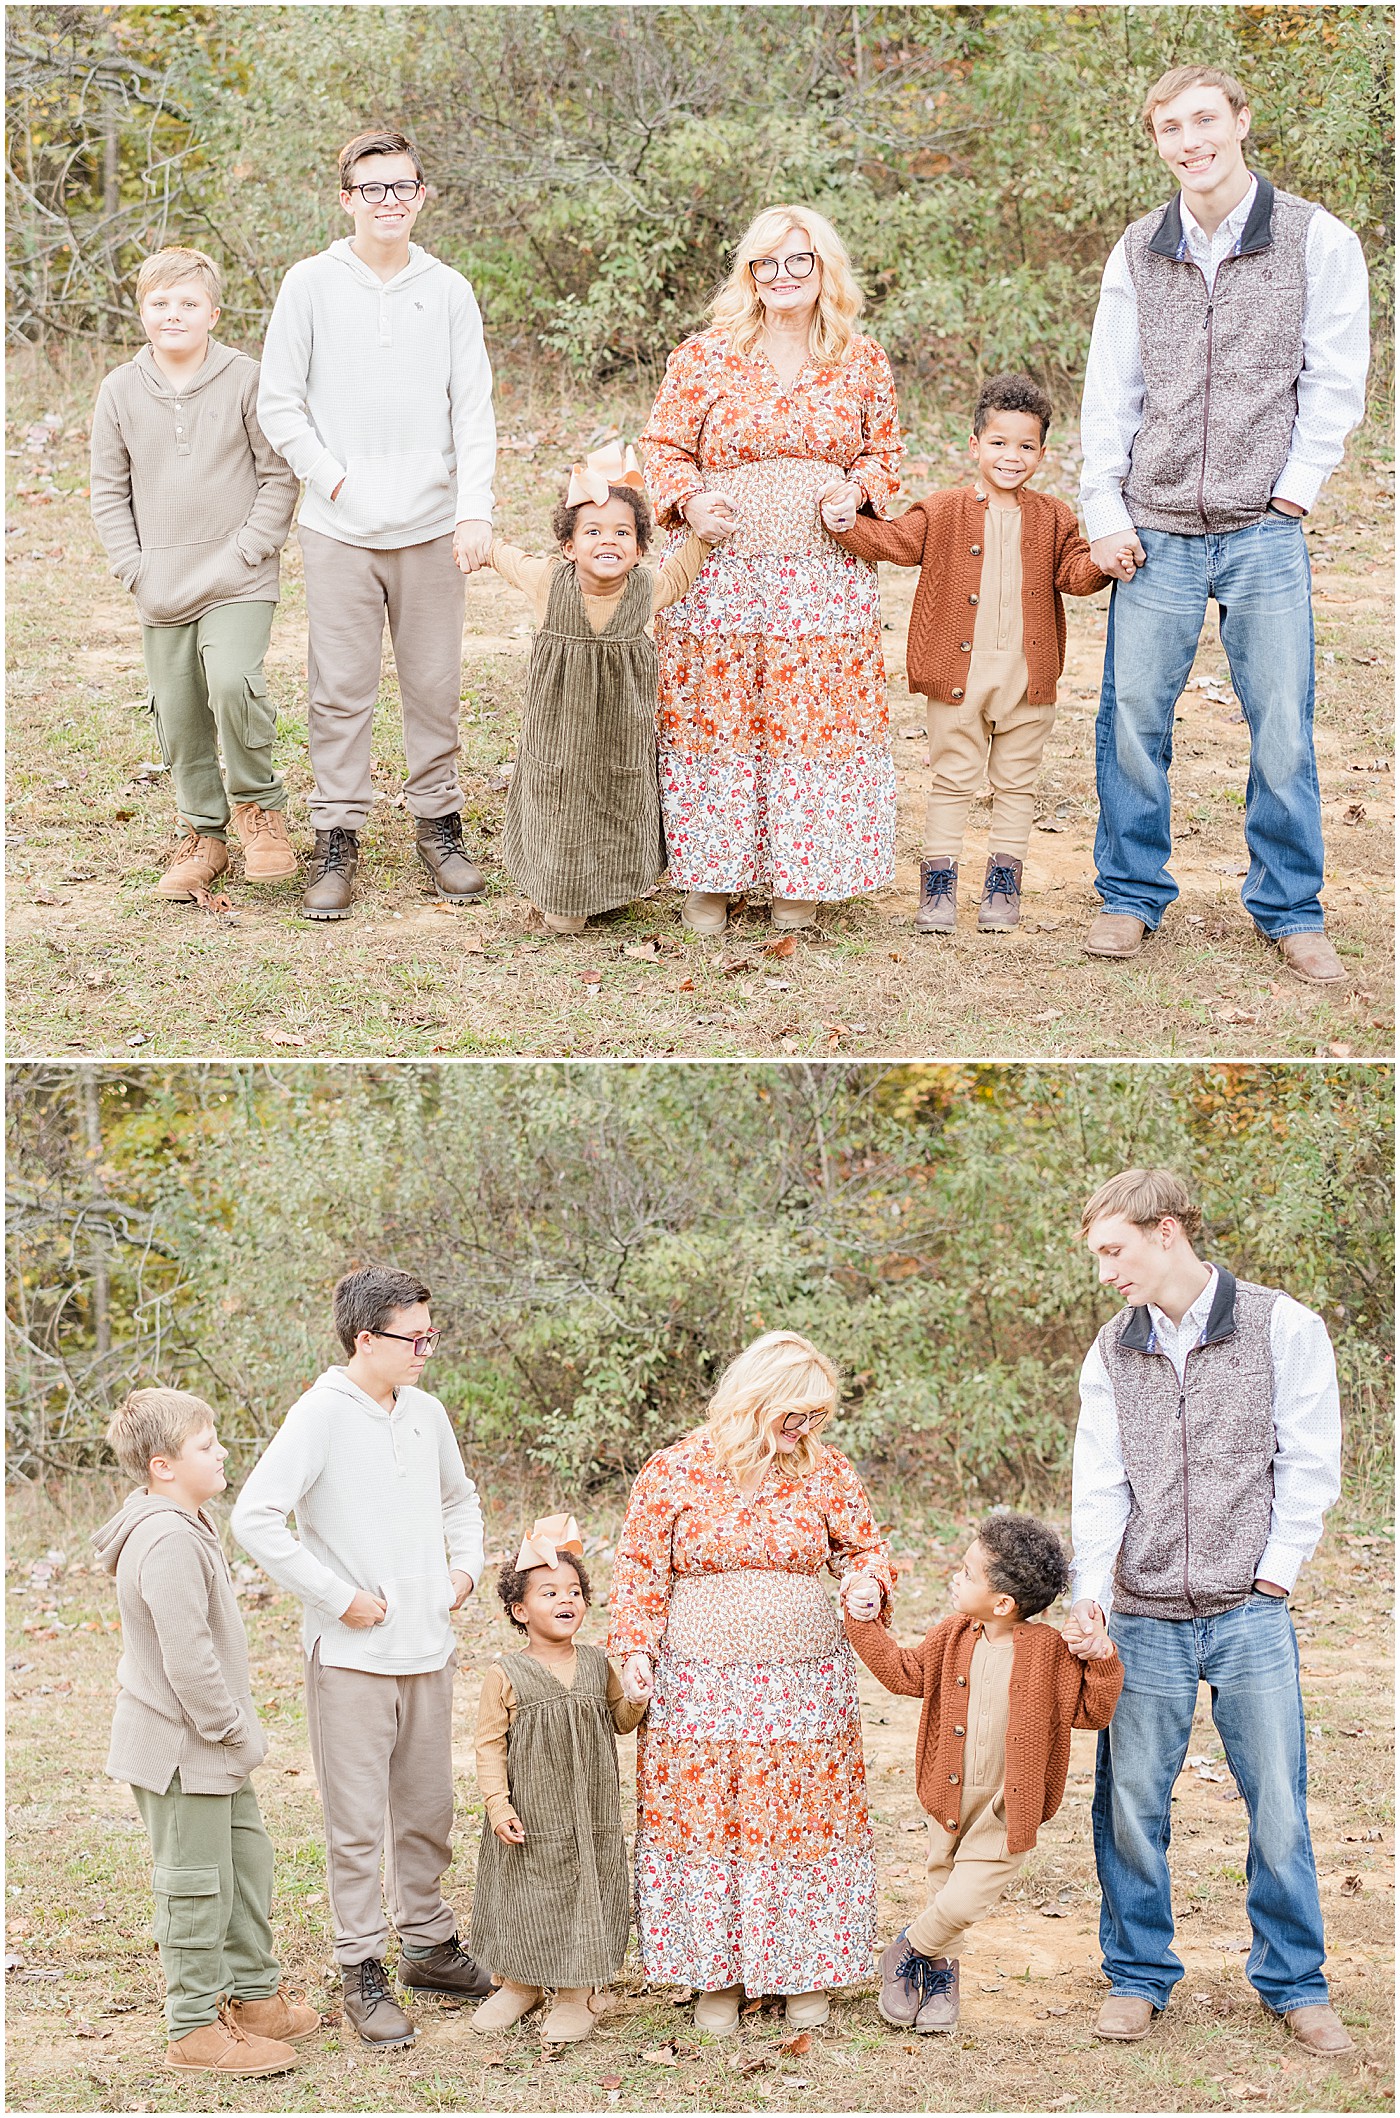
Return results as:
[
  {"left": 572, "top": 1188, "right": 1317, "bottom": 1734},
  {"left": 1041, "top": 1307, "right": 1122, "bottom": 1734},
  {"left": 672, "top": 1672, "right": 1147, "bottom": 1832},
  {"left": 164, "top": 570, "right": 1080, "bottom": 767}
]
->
[
  {"left": 834, "top": 486, "right": 1110, "bottom": 708},
  {"left": 844, "top": 1608, "right": 1123, "bottom": 1855}
]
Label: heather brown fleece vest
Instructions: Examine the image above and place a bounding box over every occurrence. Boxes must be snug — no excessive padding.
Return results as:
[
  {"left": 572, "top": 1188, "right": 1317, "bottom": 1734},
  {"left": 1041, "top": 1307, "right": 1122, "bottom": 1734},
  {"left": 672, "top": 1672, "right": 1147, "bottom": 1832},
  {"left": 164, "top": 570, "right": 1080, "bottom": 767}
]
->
[
  {"left": 1122, "top": 175, "right": 1319, "bottom": 535},
  {"left": 1098, "top": 1269, "right": 1281, "bottom": 1619}
]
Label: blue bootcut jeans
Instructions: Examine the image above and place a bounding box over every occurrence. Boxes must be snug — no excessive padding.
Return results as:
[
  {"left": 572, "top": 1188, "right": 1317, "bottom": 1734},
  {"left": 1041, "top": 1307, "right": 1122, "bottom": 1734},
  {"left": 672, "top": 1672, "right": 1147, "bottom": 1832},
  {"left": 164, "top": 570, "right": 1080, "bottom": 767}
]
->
[
  {"left": 1093, "top": 514, "right": 1325, "bottom": 940},
  {"left": 1092, "top": 1596, "right": 1331, "bottom": 2015}
]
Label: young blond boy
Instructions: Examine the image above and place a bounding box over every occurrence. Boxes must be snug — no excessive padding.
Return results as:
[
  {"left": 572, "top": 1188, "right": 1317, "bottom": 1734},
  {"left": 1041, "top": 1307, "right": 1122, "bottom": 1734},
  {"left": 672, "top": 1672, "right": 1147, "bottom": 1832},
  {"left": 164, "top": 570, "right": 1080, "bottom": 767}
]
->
[
  {"left": 89, "top": 247, "right": 300, "bottom": 900},
  {"left": 94, "top": 1388, "right": 318, "bottom": 2077}
]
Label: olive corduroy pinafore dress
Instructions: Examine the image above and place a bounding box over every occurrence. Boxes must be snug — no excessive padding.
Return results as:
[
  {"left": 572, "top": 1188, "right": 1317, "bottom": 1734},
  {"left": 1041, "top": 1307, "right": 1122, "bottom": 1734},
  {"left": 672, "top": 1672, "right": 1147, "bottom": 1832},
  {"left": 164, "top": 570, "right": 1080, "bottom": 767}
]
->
[
  {"left": 501, "top": 559, "right": 665, "bottom": 921},
  {"left": 468, "top": 1644, "right": 631, "bottom": 1989}
]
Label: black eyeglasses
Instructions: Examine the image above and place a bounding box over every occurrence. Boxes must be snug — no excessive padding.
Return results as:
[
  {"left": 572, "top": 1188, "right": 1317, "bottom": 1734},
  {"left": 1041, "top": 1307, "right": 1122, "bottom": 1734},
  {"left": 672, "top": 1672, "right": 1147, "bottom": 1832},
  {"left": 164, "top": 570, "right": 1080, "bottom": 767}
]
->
[
  {"left": 373, "top": 1329, "right": 441, "bottom": 1356},
  {"left": 781, "top": 1407, "right": 831, "bottom": 1435},
  {"left": 750, "top": 251, "right": 817, "bottom": 284},
  {"left": 348, "top": 180, "right": 423, "bottom": 204}
]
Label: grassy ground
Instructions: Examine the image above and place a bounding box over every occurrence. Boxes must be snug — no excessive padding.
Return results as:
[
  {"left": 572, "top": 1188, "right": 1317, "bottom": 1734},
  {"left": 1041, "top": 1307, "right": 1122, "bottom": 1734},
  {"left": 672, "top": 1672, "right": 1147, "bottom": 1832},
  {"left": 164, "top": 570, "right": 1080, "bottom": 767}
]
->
[
  {"left": 5, "top": 351, "right": 1394, "bottom": 1061},
  {"left": 4, "top": 1478, "right": 1393, "bottom": 2116}
]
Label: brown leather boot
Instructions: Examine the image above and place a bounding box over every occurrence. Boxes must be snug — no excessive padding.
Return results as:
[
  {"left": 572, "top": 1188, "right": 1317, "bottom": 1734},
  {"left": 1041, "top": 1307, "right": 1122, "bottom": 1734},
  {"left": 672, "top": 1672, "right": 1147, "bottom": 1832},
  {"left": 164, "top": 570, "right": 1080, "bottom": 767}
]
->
[
  {"left": 915, "top": 858, "right": 957, "bottom": 934},
  {"left": 415, "top": 812, "right": 485, "bottom": 902},
  {"left": 301, "top": 828, "right": 359, "bottom": 920},
  {"left": 1265, "top": 2000, "right": 1356, "bottom": 2054},
  {"left": 1275, "top": 931, "right": 1347, "bottom": 986},
  {"left": 156, "top": 830, "right": 228, "bottom": 901},
  {"left": 228, "top": 1986, "right": 321, "bottom": 2042},
  {"left": 914, "top": 1957, "right": 960, "bottom": 2034},
  {"left": 398, "top": 1935, "right": 493, "bottom": 1997},
  {"left": 342, "top": 1958, "right": 415, "bottom": 2047},
  {"left": 232, "top": 803, "right": 298, "bottom": 883},
  {"left": 977, "top": 857, "right": 1023, "bottom": 930},
  {"left": 165, "top": 2003, "right": 298, "bottom": 2076}
]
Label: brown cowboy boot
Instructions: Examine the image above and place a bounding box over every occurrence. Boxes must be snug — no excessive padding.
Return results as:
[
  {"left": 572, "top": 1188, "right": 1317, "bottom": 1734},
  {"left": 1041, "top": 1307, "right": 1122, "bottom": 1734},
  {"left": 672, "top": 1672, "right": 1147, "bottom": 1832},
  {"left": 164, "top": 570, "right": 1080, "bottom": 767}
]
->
[
  {"left": 156, "top": 830, "right": 228, "bottom": 901},
  {"left": 415, "top": 813, "right": 485, "bottom": 902},
  {"left": 232, "top": 803, "right": 298, "bottom": 883},
  {"left": 301, "top": 828, "right": 359, "bottom": 920}
]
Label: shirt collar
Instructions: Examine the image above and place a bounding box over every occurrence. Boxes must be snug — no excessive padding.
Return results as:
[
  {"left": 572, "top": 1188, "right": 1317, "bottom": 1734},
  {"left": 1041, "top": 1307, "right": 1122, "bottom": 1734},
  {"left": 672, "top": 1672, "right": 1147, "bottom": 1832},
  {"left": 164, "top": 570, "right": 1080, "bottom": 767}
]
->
[
  {"left": 1148, "top": 1264, "right": 1218, "bottom": 1341},
  {"left": 1180, "top": 172, "right": 1257, "bottom": 247}
]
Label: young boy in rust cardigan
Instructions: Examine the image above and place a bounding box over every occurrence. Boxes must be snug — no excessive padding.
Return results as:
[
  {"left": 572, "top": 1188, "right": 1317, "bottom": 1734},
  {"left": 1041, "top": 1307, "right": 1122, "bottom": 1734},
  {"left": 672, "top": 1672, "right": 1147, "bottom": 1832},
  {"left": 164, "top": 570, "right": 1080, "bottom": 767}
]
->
[
  {"left": 829, "top": 373, "right": 1108, "bottom": 933},
  {"left": 844, "top": 1513, "right": 1122, "bottom": 2035}
]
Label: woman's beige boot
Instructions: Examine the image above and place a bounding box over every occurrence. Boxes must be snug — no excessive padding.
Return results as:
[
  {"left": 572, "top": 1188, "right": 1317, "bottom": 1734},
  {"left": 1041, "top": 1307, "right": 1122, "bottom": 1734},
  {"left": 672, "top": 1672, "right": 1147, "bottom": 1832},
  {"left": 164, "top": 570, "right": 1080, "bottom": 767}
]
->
[
  {"left": 771, "top": 898, "right": 818, "bottom": 930},
  {"left": 539, "top": 909, "right": 588, "bottom": 935},
  {"left": 682, "top": 890, "right": 729, "bottom": 935},
  {"left": 541, "top": 1987, "right": 601, "bottom": 2042},
  {"left": 470, "top": 1981, "right": 542, "bottom": 2032},
  {"left": 694, "top": 1983, "right": 744, "bottom": 2035},
  {"left": 784, "top": 1989, "right": 830, "bottom": 2029}
]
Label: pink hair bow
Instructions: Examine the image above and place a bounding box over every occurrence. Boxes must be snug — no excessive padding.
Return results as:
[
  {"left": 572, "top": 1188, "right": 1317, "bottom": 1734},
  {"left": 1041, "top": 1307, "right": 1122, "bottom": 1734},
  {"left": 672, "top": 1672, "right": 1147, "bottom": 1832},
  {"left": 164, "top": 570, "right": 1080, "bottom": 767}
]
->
[
  {"left": 565, "top": 441, "right": 645, "bottom": 509},
  {"left": 515, "top": 1512, "right": 585, "bottom": 1570}
]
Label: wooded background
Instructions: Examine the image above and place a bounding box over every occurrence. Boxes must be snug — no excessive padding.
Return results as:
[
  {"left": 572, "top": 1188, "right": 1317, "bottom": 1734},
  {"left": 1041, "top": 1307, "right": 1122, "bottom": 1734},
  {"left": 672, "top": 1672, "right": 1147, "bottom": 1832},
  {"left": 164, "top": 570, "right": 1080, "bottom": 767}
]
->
[
  {"left": 7, "top": 1063, "right": 1392, "bottom": 1505},
  {"left": 6, "top": 5, "right": 1393, "bottom": 392}
]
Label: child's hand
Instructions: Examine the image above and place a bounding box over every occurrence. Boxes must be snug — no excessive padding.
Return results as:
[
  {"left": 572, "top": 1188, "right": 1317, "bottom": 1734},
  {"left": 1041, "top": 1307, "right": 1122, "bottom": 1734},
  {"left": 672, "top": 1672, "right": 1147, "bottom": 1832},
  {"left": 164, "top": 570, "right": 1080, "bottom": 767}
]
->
[
  {"left": 454, "top": 518, "right": 493, "bottom": 574},
  {"left": 819, "top": 479, "right": 862, "bottom": 534},
  {"left": 842, "top": 1573, "right": 883, "bottom": 1622},
  {"left": 494, "top": 1814, "right": 526, "bottom": 1845},
  {"left": 1064, "top": 1598, "right": 1113, "bottom": 1660},
  {"left": 1089, "top": 532, "right": 1146, "bottom": 583},
  {"left": 620, "top": 1653, "right": 654, "bottom": 1705}
]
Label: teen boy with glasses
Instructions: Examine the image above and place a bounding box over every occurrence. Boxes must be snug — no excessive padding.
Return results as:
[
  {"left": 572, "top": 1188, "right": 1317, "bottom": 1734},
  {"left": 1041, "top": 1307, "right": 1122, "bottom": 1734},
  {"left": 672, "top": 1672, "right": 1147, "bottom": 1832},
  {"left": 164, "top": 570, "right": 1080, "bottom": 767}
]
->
[
  {"left": 232, "top": 1266, "right": 491, "bottom": 2047},
  {"left": 258, "top": 128, "right": 497, "bottom": 919}
]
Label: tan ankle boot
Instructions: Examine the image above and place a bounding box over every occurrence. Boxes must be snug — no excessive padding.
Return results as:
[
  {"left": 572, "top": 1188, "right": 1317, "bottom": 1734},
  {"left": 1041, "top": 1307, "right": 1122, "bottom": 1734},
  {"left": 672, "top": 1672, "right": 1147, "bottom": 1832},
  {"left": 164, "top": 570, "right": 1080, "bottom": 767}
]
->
[
  {"left": 165, "top": 2004, "right": 298, "bottom": 2076},
  {"left": 156, "top": 830, "right": 228, "bottom": 901},
  {"left": 771, "top": 898, "right": 818, "bottom": 931},
  {"left": 540, "top": 908, "right": 588, "bottom": 935},
  {"left": 682, "top": 890, "right": 729, "bottom": 935},
  {"left": 541, "top": 1986, "right": 601, "bottom": 2042},
  {"left": 228, "top": 1987, "right": 321, "bottom": 2042},
  {"left": 232, "top": 803, "right": 298, "bottom": 882},
  {"left": 472, "top": 1980, "right": 543, "bottom": 2031}
]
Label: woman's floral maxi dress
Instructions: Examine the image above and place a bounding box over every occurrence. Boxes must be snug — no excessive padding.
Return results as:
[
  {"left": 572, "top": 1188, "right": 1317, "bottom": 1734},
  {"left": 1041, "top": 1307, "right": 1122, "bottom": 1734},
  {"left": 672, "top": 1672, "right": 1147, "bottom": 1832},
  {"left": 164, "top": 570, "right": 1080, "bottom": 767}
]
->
[
  {"left": 607, "top": 1430, "right": 894, "bottom": 1995},
  {"left": 641, "top": 328, "right": 903, "bottom": 900}
]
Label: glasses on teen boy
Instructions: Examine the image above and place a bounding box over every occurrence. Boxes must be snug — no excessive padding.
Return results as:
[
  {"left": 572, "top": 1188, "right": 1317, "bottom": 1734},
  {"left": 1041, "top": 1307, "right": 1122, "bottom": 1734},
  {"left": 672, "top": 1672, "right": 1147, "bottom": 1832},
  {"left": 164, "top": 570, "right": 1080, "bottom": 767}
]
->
[
  {"left": 372, "top": 1328, "right": 441, "bottom": 1356},
  {"left": 749, "top": 251, "right": 817, "bottom": 284},
  {"left": 780, "top": 1407, "right": 830, "bottom": 1435},
  {"left": 347, "top": 180, "right": 424, "bottom": 204}
]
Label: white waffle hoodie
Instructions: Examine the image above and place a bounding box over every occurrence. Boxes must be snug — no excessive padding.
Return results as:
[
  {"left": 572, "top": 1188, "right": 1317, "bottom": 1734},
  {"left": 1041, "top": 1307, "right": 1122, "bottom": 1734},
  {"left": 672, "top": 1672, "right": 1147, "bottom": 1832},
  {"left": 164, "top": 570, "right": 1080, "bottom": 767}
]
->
[
  {"left": 257, "top": 237, "right": 496, "bottom": 549},
  {"left": 231, "top": 1367, "right": 484, "bottom": 1674}
]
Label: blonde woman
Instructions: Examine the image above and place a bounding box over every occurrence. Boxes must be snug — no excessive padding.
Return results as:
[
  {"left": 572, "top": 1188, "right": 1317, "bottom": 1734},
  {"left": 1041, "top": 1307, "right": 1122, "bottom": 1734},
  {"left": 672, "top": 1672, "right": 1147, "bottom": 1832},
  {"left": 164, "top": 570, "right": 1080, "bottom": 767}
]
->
[
  {"left": 608, "top": 1332, "right": 892, "bottom": 2034},
  {"left": 642, "top": 205, "right": 903, "bottom": 935}
]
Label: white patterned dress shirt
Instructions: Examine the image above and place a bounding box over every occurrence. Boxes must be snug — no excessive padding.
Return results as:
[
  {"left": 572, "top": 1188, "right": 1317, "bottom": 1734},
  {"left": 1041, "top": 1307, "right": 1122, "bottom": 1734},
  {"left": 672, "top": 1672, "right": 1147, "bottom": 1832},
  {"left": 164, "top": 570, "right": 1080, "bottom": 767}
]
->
[
  {"left": 1079, "top": 173, "right": 1371, "bottom": 541},
  {"left": 1070, "top": 1265, "right": 1343, "bottom": 1616}
]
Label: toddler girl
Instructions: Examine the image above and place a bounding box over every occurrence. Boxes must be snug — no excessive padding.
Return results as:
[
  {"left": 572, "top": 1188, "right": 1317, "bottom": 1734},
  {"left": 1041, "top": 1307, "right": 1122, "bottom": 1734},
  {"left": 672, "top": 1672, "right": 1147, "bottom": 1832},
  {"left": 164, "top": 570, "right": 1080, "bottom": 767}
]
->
[
  {"left": 469, "top": 1514, "right": 645, "bottom": 2042},
  {"left": 488, "top": 443, "right": 714, "bottom": 933}
]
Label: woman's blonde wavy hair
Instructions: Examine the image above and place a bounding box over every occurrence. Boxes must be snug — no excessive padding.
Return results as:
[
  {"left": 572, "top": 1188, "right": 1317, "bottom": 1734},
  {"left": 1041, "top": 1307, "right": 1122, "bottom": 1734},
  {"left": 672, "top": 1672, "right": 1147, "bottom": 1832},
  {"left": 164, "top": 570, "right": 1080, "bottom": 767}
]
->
[
  {"left": 710, "top": 203, "right": 864, "bottom": 365},
  {"left": 704, "top": 1330, "right": 839, "bottom": 1488}
]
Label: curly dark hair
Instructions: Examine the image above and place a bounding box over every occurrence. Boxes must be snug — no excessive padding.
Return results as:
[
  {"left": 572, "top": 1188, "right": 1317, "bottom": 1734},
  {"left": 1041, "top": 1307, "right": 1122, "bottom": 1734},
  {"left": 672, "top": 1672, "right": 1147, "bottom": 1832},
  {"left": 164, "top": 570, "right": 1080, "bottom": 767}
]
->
[
  {"left": 551, "top": 481, "right": 653, "bottom": 555},
  {"left": 496, "top": 1551, "right": 591, "bottom": 1636},
  {"left": 972, "top": 371, "right": 1054, "bottom": 444},
  {"left": 976, "top": 1512, "right": 1070, "bottom": 1619}
]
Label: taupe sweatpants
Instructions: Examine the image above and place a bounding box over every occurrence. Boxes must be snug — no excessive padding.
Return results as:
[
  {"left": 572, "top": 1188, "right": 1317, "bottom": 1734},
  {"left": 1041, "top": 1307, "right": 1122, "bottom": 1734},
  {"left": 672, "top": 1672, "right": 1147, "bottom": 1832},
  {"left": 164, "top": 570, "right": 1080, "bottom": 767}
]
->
[
  {"left": 299, "top": 527, "right": 466, "bottom": 833},
  {"left": 304, "top": 1646, "right": 459, "bottom": 1965}
]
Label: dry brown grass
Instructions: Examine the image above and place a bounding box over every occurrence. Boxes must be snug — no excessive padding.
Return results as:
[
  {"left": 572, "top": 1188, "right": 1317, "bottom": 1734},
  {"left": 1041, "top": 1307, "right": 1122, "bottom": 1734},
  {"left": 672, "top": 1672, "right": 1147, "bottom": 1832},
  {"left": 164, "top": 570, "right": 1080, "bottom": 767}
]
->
[
  {"left": 4, "top": 1478, "right": 1392, "bottom": 2115},
  {"left": 5, "top": 351, "right": 1393, "bottom": 1060}
]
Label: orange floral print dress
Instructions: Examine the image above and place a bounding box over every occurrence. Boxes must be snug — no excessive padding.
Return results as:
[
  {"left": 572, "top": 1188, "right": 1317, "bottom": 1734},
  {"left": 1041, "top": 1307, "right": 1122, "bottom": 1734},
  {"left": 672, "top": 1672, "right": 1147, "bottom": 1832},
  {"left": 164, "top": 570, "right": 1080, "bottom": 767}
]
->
[
  {"left": 608, "top": 1429, "right": 893, "bottom": 1995},
  {"left": 641, "top": 328, "right": 903, "bottom": 900}
]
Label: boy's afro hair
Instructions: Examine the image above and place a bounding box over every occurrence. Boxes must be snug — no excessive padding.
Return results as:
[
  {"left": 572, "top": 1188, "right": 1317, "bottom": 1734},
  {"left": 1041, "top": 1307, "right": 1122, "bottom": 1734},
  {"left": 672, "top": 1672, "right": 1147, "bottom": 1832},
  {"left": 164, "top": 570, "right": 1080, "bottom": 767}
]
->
[
  {"left": 976, "top": 1511, "right": 1070, "bottom": 1618},
  {"left": 496, "top": 1550, "right": 591, "bottom": 1635},
  {"left": 972, "top": 370, "right": 1055, "bottom": 443},
  {"left": 551, "top": 481, "right": 653, "bottom": 554}
]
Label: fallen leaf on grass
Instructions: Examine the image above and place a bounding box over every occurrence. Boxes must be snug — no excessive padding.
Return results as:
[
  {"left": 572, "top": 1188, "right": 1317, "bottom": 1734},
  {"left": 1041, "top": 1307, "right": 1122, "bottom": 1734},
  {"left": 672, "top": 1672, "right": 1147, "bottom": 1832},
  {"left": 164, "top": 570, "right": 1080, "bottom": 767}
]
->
[
  {"left": 1031, "top": 1009, "right": 1064, "bottom": 1024},
  {"left": 778, "top": 2031, "right": 812, "bottom": 2055},
  {"left": 1329, "top": 1042, "right": 1354, "bottom": 1058},
  {"left": 729, "top": 2050, "right": 771, "bottom": 2074},
  {"left": 269, "top": 1032, "right": 306, "bottom": 1048},
  {"left": 642, "top": 2043, "right": 681, "bottom": 2066},
  {"left": 1343, "top": 803, "right": 1367, "bottom": 825},
  {"left": 764, "top": 935, "right": 797, "bottom": 959},
  {"left": 475, "top": 2046, "right": 507, "bottom": 2064},
  {"left": 4, "top": 1955, "right": 24, "bottom": 1973},
  {"left": 1037, "top": 1903, "right": 1069, "bottom": 1917},
  {"left": 460, "top": 932, "right": 487, "bottom": 954},
  {"left": 72, "top": 2022, "right": 110, "bottom": 2040},
  {"left": 580, "top": 971, "right": 602, "bottom": 988},
  {"left": 677, "top": 977, "right": 695, "bottom": 992},
  {"left": 599, "top": 2074, "right": 623, "bottom": 2091},
  {"left": 623, "top": 938, "right": 661, "bottom": 961},
  {"left": 1341, "top": 1874, "right": 1364, "bottom": 1897}
]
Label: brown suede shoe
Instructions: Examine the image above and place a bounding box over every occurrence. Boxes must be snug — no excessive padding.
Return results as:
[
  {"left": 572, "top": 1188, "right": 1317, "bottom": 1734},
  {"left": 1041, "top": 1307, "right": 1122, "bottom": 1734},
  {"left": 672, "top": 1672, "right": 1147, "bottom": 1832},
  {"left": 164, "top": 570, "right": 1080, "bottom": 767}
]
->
[
  {"left": 1085, "top": 911, "right": 1148, "bottom": 960},
  {"left": 165, "top": 2005, "right": 297, "bottom": 2076},
  {"left": 471, "top": 1981, "right": 543, "bottom": 2032},
  {"left": 156, "top": 830, "right": 228, "bottom": 901},
  {"left": 1094, "top": 1994, "right": 1158, "bottom": 2041},
  {"left": 232, "top": 803, "right": 298, "bottom": 883},
  {"left": 229, "top": 1987, "right": 321, "bottom": 2042},
  {"left": 415, "top": 813, "right": 485, "bottom": 902},
  {"left": 1275, "top": 931, "right": 1347, "bottom": 986},
  {"left": 1266, "top": 2001, "right": 1355, "bottom": 2054},
  {"left": 977, "top": 857, "right": 1023, "bottom": 931},
  {"left": 301, "top": 828, "right": 359, "bottom": 920},
  {"left": 916, "top": 858, "right": 957, "bottom": 934},
  {"left": 342, "top": 1958, "right": 415, "bottom": 2047}
]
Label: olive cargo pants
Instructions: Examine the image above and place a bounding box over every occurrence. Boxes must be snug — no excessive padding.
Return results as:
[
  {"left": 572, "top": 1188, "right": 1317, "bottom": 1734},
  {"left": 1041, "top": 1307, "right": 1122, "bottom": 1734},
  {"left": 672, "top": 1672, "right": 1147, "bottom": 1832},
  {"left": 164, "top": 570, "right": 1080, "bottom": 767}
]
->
[{"left": 132, "top": 1771, "right": 282, "bottom": 2038}]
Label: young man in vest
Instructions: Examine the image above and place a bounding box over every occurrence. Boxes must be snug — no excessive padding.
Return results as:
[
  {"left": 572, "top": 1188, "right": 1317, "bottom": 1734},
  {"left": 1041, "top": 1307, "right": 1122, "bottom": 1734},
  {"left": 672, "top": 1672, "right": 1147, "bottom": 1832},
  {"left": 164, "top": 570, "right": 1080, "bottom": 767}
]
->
[
  {"left": 258, "top": 129, "right": 496, "bottom": 919},
  {"left": 1078, "top": 65, "right": 1369, "bottom": 984},
  {"left": 1065, "top": 1169, "right": 1350, "bottom": 2056}
]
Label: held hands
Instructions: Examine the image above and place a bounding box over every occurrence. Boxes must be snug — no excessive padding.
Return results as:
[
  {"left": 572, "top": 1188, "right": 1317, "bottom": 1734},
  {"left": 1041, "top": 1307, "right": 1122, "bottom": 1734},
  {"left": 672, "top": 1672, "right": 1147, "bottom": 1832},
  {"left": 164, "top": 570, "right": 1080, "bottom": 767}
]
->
[
  {"left": 449, "top": 1570, "right": 474, "bottom": 1611},
  {"left": 454, "top": 519, "right": 493, "bottom": 574},
  {"left": 620, "top": 1653, "right": 654, "bottom": 1705},
  {"left": 1089, "top": 532, "right": 1146, "bottom": 584},
  {"left": 683, "top": 491, "right": 738, "bottom": 545},
  {"left": 842, "top": 1572, "right": 883, "bottom": 1623},
  {"left": 341, "top": 1587, "right": 388, "bottom": 1629},
  {"left": 1063, "top": 1597, "right": 1113, "bottom": 1661},
  {"left": 819, "top": 479, "right": 863, "bottom": 534},
  {"left": 494, "top": 1812, "right": 526, "bottom": 1845}
]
